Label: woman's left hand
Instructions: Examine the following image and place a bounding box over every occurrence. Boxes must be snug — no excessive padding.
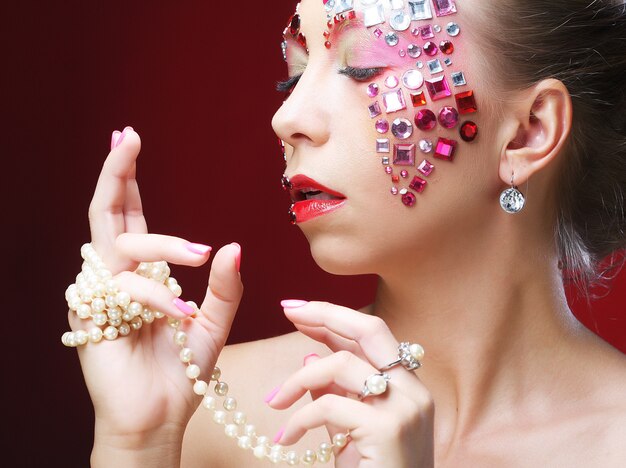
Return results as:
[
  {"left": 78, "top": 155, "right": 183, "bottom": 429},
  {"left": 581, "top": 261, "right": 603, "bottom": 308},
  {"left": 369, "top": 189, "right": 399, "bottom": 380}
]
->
[{"left": 266, "top": 300, "right": 435, "bottom": 468}]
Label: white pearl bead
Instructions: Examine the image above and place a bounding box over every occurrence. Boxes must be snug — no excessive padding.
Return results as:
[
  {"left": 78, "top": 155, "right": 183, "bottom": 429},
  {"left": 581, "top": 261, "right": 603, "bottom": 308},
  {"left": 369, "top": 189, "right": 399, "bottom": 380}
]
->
[
  {"left": 130, "top": 316, "right": 143, "bottom": 330},
  {"left": 167, "top": 317, "right": 181, "bottom": 329},
  {"left": 256, "top": 436, "right": 270, "bottom": 447},
  {"left": 165, "top": 277, "right": 178, "bottom": 288},
  {"left": 301, "top": 449, "right": 316, "bottom": 465},
  {"left": 116, "top": 291, "right": 131, "bottom": 307},
  {"left": 128, "top": 301, "right": 143, "bottom": 317},
  {"left": 91, "top": 297, "right": 106, "bottom": 313},
  {"left": 366, "top": 374, "right": 388, "bottom": 395},
  {"left": 223, "top": 397, "right": 237, "bottom": 411},
  {"left": 88, "top": 327, "right": 103, "bottom": 343},
  {"left": 107, "top": 307, "right": 122, "bottom": 320},
  {"left": 225, "top": 423, "right": 239, "bottom": 438},
  {"left": 270, "top": 444, "right": 283, "bottom": 454},
  {"left": 211, "top": 367, "right": 221, "bottom": 380},
  {"left": 105, "top": 279, "right": 118, "bottom": 294},
  {"left": 77, "top": 304, "right": 92, "bottom": 320},
  {"left": 80, "top": 287, "right": 95, "bottom": 302},
  {"left": 103, "top": 326, "right": 119, "bottom": 341},
  {"left": 318, "top": 442, "right": 332, "bottom": 456},
  {"left": 174, "top": 331, "right": 187, "bottom": 346},
  {"left": 61, "top": 332, "right": 71, "bottom": 346},
  {"left": 116, "top": 322, "right": 129, "bottom": 336},
  {"left": 93, "top": 283, "right": 106, "bottom": 298},
  {"left": 332, "top": 432, "right": 347, "bottom": 448},
  {"left": 202, "top": 396, "right": 216, "bottom": 410},
  {"left": 193, "top": 380, "right": 208, "bottom": 395},
  {"left": 75, "top": 330, "right": 89, "bottom": 346},
  {"left": 105, "top": 295, "right": 118, "bottom": 308},
  {"left": 122, "top": 311, "right": 134, "bottom": 322},
  {"left": 244, "top": 424, "right": 256, "bottom": 437},
  {"left": 67, "top": 333, "right": 78, "bottom": 347},
  {"left": 233, "top": 411, "right": 247, "bottom": 425},
  {"left": 68, "top": 297, "right": 82, "bottom": 311},
  {"left": 170, "top": 284, "right": 183, "bottom": 298},
  {"left": 286, "top": 451, "right": 299, "bottom": 465},
  {"left": 269, "top": 451, "right": 282, "bottom": 464},
  {"left": 154, "top": 310, "right": 165, "bottom": 319},
  {"left": 180, "top": 348, "right": 193, "bottom": 363},
  {"left": 108, "top": 316, "right": 122, "bottom": 327},
  {"left": 213, "top": 410, "right": 227, "bottom": 425},
  {"left": 92, "top": 313, "right": 108, "bottom": 326},
  {"left": 214, "top": 381, "right": 229, "bottom": 396},
  {"left": 98, "top": 269, "right": 112, "bottom": 281},
  {"left": 136, "top": 263, "right": 149, "bottom": 276},
  {"left": 317, "top": 450, "right": 331, "bottom": 463},
  {"left": 238, "top": 435, "right": 252, "bottom": 450},
  {"left": 141, "top": 309, "right": 155, "bottom": 323},
  {"left": 186, "top": 364, "right": 201, "bottom": 379},
  {"left": 410, "top": 343, "right": 425, "bottom": 361},
  {"left": 253, "top": 445, "right": 267, "bottom": 459}
]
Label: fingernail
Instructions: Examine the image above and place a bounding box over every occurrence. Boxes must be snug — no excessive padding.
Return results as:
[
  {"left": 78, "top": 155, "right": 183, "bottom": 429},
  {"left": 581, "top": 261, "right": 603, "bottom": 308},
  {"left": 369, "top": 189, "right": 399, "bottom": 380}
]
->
[
  {"left": 281, "top": 299, "right": 308, "bottom": 308},
  {"left": 273, "top": 426, "right": 285, "bottom": 444},
  {"left": 186, "top": 243, "right": 212, "bottom": 255},
  {"left": 110, "top": 130, "right": 121, "bottom": 150},
  {"left": 115, "top": 127, "right": 128, "bottom": 148},
  {"left": 264, "top": 385, "right": 281, "bottom": 404},
  {"left": 173, "top": 298, "right": 195, "bottom": 316},
  {"left": 231, "top": 242, "right": 241, "bottom": 273},
  {"left": 303, "top": 353, "right": 319, "bottom": 366}
]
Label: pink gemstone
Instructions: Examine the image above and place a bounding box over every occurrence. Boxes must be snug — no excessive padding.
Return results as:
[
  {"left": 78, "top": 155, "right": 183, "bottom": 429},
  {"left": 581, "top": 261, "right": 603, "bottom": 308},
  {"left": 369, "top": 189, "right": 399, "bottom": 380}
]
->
[
  {"left": 375, "top": 119, "right": 389, "bottom": 133},
  {"left": 402, "top": 192, "right": 417, "bottom": 207},
  {"left": 401, "top": 170, "right": 409, "bottom": 178},
  {"left": 385, "top": 166, "right": 393, "bottom": 174},
  {"left": 382, "top": 89, "right": 407, "bottom": 113},
  {"left": 393, "top": 144, "right": 416, "bottom": 166},
  {"left": 418, "top": 159, "right": 435, "bottom": 176},
  {"left": 384, "top": 75, "right": 399, "bottom": 89},
  {"left": 433, "top": 0, "right": 458, "bottom": 17},
  {"left": 411, "top": 28, "right": 420, "bottom": 36},
  {"left": 373, "top": 28, "right": 383, "bottom": 38},
  {"left": 420, "top": 25, "right": 434, "bottom": 39},
  {"left": 434, "top": 137, "right": 457, "bottom": 161},
  {"left": 423, "top": 42, "right": 438, "bottom": 56},
  {"left": 409, "top": 176, "right": 427, "bottom": 193},
  {"left": 438, "top": 106, "right": 459, "bottom": 128},
  {"left": 415, "top": 109, "right": 437, "bottom": 131},
  {"left": 425, "top": 76, "right": 451, "bottom": 101},
  {"left": 368, "top": 101, "right": 382, "bottom": 118},
  {"left": 391, "top": 187, "right": 399, "bottom": 195},
  {"left": 367, "top": 83, "right": 379, "bottom": 97}
]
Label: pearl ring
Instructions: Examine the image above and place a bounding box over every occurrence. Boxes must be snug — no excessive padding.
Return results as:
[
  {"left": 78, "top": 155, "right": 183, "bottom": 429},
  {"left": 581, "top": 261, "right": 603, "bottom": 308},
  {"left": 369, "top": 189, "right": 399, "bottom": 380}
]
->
[
  {"left": 358, "top": 372, "right": 391, "bottom": 400},
  {"left": 379, "top": 342, "right": 425, "bottom": 372}
]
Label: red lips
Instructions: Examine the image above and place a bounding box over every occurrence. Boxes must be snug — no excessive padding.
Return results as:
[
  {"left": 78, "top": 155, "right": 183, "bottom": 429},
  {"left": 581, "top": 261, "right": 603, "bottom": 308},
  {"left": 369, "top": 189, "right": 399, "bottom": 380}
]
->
[{"left": 287, "top": 175, "right": 347, "bottom": 223}]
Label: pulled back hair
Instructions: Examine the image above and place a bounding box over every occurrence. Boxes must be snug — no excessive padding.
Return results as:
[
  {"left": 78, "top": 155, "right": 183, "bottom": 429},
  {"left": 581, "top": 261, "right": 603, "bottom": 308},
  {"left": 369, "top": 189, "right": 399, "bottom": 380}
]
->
[{"left": 473, "top": 0, "right": 626, "bottom": 303}]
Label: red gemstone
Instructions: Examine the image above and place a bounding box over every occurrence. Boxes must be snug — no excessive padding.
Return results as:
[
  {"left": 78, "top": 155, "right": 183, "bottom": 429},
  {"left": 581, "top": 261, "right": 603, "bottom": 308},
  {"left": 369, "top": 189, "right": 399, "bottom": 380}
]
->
[
  {"left": 440, "top": 40, "right": 454, "bottom": 54},
  {"left": 415, "top": 109, "right": 437, "bottom": 131},
  {"left": 409, "top": 176, "right": 427, "bottom": 193},
  {"left": 323, "top": 30, "right": 330, "bottom": 38},
  {"left": 460, "top": 121, "right": 478, "bottom": 142},
  {"left": 434, "top": 137, "right": 457, "bottom": 161},
  {"left": 297, "top": 33, "right": 307, "bottom": 48},
  {"left": 327, "top": 20, "right": 333, "bottom": 29},
  {"left": 410, "top": 91, "right": 427, "bottom": 107},
  {"left": 438, "top": 106, "right": 459, "bottom": 129},
  {"left": 288, "top": 14, "right": 300, "bottom": 36},
  {"left": 455, "top": 90, "right": 478, "bottom": 114},
  {"left": 423, "top": 41, "right": 438, "bottom": 56},
  {"left": 348, "top": 10, "right": 356, "bottom": 19},
  {"left": 392, "top": 175, "right": 400, "bottom": 183},
  {"left": 324, "top": 41, "right": 332, "bottom": 49},
  {"left": 402, "top": 192, "right": 417, "bottom": 207}
]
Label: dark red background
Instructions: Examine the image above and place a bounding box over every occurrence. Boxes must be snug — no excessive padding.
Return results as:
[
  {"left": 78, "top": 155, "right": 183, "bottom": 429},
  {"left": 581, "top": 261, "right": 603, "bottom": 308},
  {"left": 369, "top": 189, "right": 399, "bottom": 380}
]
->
[{"left": 6, "top": 1, "right": 625, "bottom": 466}]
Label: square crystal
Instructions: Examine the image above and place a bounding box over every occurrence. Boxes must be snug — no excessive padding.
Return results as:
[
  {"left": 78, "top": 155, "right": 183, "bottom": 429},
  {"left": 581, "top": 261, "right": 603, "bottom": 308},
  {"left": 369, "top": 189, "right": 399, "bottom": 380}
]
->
[
  {"left": 451, "top": 71, "right": 466, "bottom": 86},
  {"left": 425, "top": 76, "right": 452, "bottom": 101},
  {"left": 377, "top": 139, "right": 390, "bottom": 153},
  {"left": 420, "top": 25, "right": 434, "bottom": 39},
  {"left": 455, "top": 90, "right": 477, "bottom": 113},
  {"left": 433, "top": 0, "right": 457, "bottom": 17},
  {"left": 409, "top": 175, "right": 427, "bottom": 193},
  {"left": 368, "top": 101, "right": 382, "bottom": 118},
  {"left": 382, "top": 89, "right": 407, "bottom": 113},
  {"left": 410, "top": 91, "right": 427, "bottom": 107},
  {"left": 444, "top": 58, "right": 453, "bottom": 66},
  {"left": 409, "top": 0, "right": 433, "bottom": 20},
  {"left": 382, "top": 156, "right": 390, "bottom": 165},
  {"left": 389, "top": 0, "right": 404, "bottom": 9},
  {"left": 434, "top": 137, "right": 457, "bottom": 161},
  {"left": 417, "top": 159, "right": 435, "bottom": 176},
  {"left": 427, "top": 59, "right": 443, "bottom": 74},
  {"left": 393, "top": 144, "right": 416, "bottom": 166},
  {"left": 363, "top": 4, "right": 385, "bottom": 27},
  {"left": 335, "top": 0, "right": 354, "bottom": 14}
]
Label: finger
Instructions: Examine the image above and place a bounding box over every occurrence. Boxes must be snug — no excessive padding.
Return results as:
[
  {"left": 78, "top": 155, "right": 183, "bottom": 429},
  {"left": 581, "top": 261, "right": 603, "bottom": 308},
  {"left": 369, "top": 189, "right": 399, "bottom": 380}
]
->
[
  {"left": 198, "top": 243, "right": 244, "bottom": 345},
  {"left": 88, "top": 127, "right": 141, "bottom": 247},
  {"left": 291, "top": 323, "right": 362, "bottom": 356},
  {"left": 268, "top": 351, "right": 380, "bottom": 410},
  {"left": 123, "top": 161, "right": 148, "bottom": 234},
  {"left": 115, "top": 233, "right": 212, "bottom": 267}
]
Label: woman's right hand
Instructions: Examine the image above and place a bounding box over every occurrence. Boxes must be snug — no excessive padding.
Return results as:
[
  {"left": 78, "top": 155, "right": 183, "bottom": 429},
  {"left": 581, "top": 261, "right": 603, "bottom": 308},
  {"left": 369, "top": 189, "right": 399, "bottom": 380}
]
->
[{"left": 67, "top": 127, "right": 243, "bottom": 462}]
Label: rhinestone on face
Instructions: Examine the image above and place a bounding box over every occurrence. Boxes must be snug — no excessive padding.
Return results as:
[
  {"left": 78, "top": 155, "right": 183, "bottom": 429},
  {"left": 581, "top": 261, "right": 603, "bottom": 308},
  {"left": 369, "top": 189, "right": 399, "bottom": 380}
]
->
[
  {"left": 382, "top": 89, "right": 407, "bottom": 113},
  {"left": 399, "top": 49, "right": 406, "bottom": 57},
  {"left": 409, "top": 0, "right": 433, "bottom": 20},
  {"left": 409, "top": 175, "right": 427, "bottom": 193},
  {"left": 402, "top": 69, "right": 424, "bottom": 89},
  {"left": 446, "top": 21, "right": 460, "bottom": 36},
  {"left": 419, "top": 139, "right": 433, "bottom": 153},
  {"left": 385, "top": 165, "right": 392, "bottom": 174},
  {"left": 392, "top": 175, "right": 400, "bottom": 182},
  {"left": 281, "top": 40, "right": 287, "bottom": 62},
  {"left": 363, "top": 4, "right": 385, "bottom": 27},
  {"left": 402, "top": 191, "right": 417, "bottom": 207},
  {"left": 415, "top": 109, "right": 437, "bottom": 130},
  {"left": 376, "top": 139, "right": 390, "bottom": 153},
  {"left": 385, "top": 75, "right": 400, "bottom": 88},
  {"left": 444, "top": 58, "right": 453, "bottom": 66},
  {"left": 451, "top": 71, "right": 466, "bottom": 86},
  {"left": 425, "top": 75, "right": 452, "bottom": 101},
  {"left": 418, "top": 159, "right": 435, "bottom": 175},
  {"left": 382, "top": 156, "right": 390, "bottom": 165},
  {"left": 385, "top": 32, "right": 400, "bottom": 46},
  {"left": 407, "top": 44, "right": 421, "bottom": 58},
  {"left": 375, "top": 119, "right": 389, "bottom": 133},
  {"left": 410, "top": 91, "right": 427, "bottom": 107},
  {"left": 433, "top": 24, "right": 442, "bottom": 33},
  {"left": 393, "top": 144, "right": 416, "bottom": 166},
  {"left": 391, "top": 186, "right": 399, "bottom": 195},
  {"left": 438, "top": 106, "right": 459, "bottom": 128},
  {"left": 324, "top": 0, "right": 336, "bottom": 12},
  {"left": 434, "top": 137, "right": 457, "bottom": 161},
  {"left": 420, "top": 25, "right": 434, "bottom": 39},
  {"left": 368, "top": 101, "right": 382, "bottom": 118},
  {"left": 391, "top": 118, "right": 414, "bottom": 139},
  {"left": 367, "top": 83, "right": 379, "bottom": 97},
  {"left": 416, "top": 61, "right": 424, "bottom": 68},
  {"left": 401, "top": 170, "right": 409, "bottom": 178},
  {"left": 500, "top": 188, "right": 525, "bottom": 213},
  {"left": 433, "top": 0, "right": 458, "bottom": 17},
  {"left": 455, "top": 90, "right": 478, "bottom": 114},
  {"left": 423, "top": 42, "right": 438, "bottom": 56},
  {"left": 335, "top": 0, "right": 354, "bottom": 14},
  {"left": 460, "top": 121, "right": 478, "bottom": 142},
  {"left": 440, "top": 40, "right": 454, "bottom": 54},
  {"left": 390, "top": 10, "right": 412, "bottom": 31},
  {"left": 411, "top": 27, "right": 420, "bottom": 36},
  {"left": 427, "top": 59, "right": 443, "bottom": 74},
  {"left": 373, "top": 28, "right": 383, "bottom": 38}
]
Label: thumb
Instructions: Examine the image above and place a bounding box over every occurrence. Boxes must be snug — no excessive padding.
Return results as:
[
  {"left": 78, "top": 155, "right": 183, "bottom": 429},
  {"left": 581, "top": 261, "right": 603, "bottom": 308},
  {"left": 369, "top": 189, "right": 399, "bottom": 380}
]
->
[{"left": 199, "top": 242, "right": 244, "bottom": 348}]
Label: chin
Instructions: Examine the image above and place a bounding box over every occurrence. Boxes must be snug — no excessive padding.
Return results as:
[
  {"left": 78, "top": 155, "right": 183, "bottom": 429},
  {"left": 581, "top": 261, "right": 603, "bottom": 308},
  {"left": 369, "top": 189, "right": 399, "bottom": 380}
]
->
[{"left": 305, "top": 231, "right": 375, "bottom": 276}]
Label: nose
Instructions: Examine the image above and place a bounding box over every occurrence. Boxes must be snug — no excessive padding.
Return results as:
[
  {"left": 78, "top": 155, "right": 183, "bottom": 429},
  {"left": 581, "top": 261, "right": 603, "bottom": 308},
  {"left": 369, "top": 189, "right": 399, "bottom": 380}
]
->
[{"left": 271, "top": 68, "right": 331, "bottom": 154}]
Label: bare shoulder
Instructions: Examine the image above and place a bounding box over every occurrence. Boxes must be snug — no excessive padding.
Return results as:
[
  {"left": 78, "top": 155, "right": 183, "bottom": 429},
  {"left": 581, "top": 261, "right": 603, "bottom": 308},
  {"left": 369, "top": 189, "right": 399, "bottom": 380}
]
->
[{"left": 181, "top": 331, "right": 332, "bottom": 468}]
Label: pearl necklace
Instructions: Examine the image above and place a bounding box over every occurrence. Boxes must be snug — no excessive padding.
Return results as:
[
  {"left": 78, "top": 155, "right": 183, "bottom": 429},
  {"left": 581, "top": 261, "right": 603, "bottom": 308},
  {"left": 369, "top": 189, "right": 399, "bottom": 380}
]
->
[{"left": 63, "top": 243, "right": 350, "bottom": 465}]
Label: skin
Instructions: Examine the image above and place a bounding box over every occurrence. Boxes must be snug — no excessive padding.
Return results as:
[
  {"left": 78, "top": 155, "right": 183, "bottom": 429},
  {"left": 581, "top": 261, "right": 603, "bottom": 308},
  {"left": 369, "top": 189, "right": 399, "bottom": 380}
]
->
[{"left": 73, "top": 0, "right": 626, "bottom": 467}]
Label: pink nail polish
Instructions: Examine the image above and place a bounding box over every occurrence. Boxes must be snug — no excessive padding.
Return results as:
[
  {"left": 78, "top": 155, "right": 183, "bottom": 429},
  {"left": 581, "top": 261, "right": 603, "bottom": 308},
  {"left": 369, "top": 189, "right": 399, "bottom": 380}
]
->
[
  {"left": 173, "top": 298, "right": 194, "bottom": 316},
  {"left": 273, "top": 427, "right": 285, "bottom": 444},
  {"left": 115, "top": 128, "right": 128, "bottom": 148},
  {"left": 231, "top": 242, "right": 241, "bottom": 272},
  {"left": 186, "top": 243, "right": 212, "bottom": 255},
  {"left": 264, "top": 385, "right": 281, "bottom": 404},
  {"left": 303, "top": 353, "right": 320, "bottom": 366},
  {"left": 281, "top": 299, "right": 308, "bottom": 308},
  {"left": 110, "top": 130, "right": 121, "bottom": 150}
]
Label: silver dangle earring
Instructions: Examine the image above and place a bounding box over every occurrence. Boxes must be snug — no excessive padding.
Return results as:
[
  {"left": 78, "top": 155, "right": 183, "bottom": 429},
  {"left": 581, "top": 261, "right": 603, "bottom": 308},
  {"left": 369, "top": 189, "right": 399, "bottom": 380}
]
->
[{"left": 499, "top": 170, "right": 526, "bottom": 214}]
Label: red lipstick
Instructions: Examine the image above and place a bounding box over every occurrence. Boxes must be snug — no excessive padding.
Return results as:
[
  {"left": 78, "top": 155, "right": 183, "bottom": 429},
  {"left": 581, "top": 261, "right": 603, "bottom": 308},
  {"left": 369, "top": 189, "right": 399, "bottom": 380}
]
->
[{"left": 288, "top": 175, "right": 347, "bottom": 224}]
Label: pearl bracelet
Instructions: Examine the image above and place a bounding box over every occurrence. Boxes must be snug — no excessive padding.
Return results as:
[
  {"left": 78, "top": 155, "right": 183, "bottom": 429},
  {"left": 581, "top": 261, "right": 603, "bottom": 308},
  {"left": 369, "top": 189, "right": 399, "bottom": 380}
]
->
[{"left": 63, "top": 243, "right": 351, "bottom": 465}]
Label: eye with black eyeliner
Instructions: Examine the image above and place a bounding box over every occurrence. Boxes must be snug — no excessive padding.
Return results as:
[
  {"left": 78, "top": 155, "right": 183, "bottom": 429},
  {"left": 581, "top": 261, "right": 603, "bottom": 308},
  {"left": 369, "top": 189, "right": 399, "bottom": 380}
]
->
[
  {"left": 276, "top": 74, "right": 302, "bottom": 93},
  {"left": 339, "top": 66, "right": 385, "bottom": 82}
]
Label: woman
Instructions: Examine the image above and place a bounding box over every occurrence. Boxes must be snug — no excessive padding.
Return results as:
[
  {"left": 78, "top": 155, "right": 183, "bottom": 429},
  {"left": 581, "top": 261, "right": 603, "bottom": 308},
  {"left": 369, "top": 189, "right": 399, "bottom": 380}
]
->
[{"left": 66, "top": 0, "right": 626, "bottom": 466}]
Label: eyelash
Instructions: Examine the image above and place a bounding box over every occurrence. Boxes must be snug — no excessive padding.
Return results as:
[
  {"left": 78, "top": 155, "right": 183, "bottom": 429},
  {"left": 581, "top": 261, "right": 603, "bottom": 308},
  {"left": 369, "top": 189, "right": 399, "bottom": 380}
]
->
[{"left": 275, "top": 66, "right": 384, "bottom": 93}]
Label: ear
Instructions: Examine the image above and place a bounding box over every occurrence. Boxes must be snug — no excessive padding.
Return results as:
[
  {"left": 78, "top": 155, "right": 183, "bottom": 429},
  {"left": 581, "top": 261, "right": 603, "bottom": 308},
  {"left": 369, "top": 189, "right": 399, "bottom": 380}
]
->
[{"left": 498, "top": 78, "right": 573, "bottom": 187}]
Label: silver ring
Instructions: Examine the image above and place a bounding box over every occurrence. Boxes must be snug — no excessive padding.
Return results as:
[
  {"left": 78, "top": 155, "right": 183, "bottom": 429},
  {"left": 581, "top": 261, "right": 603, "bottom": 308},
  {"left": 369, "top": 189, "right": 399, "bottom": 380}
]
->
[
  {"left": 379, "top": 342, "right": 424, "bottom": 372},
  {"left": 358, "top": 372, "right": 391, "bottom": 400}
]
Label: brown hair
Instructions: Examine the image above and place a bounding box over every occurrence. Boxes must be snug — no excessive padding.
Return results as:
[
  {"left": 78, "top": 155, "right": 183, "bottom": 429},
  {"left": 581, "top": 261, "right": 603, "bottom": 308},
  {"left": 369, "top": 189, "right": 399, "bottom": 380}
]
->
[{"left": 471, "top": 0, "right": 626, "bottom": 303}]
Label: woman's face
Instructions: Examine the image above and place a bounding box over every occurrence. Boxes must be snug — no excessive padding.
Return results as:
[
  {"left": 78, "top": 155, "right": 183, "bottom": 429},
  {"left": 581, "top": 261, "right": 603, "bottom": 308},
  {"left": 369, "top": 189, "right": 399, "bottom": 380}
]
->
[{"left": 272, "top": 0, "right": 498, "bottom": 277}]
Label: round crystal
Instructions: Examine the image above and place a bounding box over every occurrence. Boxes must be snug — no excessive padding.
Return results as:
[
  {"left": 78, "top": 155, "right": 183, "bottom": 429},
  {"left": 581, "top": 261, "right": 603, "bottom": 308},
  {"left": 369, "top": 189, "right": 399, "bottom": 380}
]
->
[
  {"left": 390, "top": 11, "right": 411, "bottom": 31},
  {"left": 398, "top": 48, "right": 406, "bottom": 57},
  {"left": 407, "top": 44, "right": 421, "bottom": 58},
  {"left": 402, "top": 192, "right": 417, "bottom": 207},
  {"left": 415, "top": 109, "right": 437, "bottom": 131},
  {"left": 419, "top": 139, "right": 433, "bottom": 153},
  {"left": 391, "top": 187, "right": 399, "bottom": 195},
  {"left": 460, "top": 121, "right": 478, "bottom": 142},
  {"left": 440, "top": 40, "right": 454, "bottom": 55},
  {"left": 446, "top": 22, "right": 460, "bottom": 36},
  {"left": 400, "top": 170, "right": 409, "bottom": 178},
  {"left": 402, "top": 70, "right": 424, "bottom": 90},
  {"left": 391, "top": 118, "right": 413, "bottom": 139},
  {"left": 500, "top": 188, "right": 525, "bottom": 213},
  {"left": 411, "top": 27, "right": 420, "bottom": 36},
  {"left": 423, "top": 42, "right": 438, "bottom": 56},
  {"left": 375, "top": 119, "right": 389, "bottom": 134},
  {"left": 385, "top": 166, "right": 393, "bottom": 174},
  {"left": 385, "top": 32, "right": 399, "bottom": 46},
  {"left": 385, "top": 75, "right": 399, "bottom": 88},
  {"left": 416, "top": 61, "right": 424, "bottom": 69},
  {"left": 367, "top": 83, "right": 379, "bottom": 97},
  {"left": 438, "top": 106, "right": 459, "bottom": 129},
  {"left": 433, "top": 24, "right": 442, "bottom": 33},
  {"left": 324, "top": 0, "right": 335, "bottom": 11}
]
